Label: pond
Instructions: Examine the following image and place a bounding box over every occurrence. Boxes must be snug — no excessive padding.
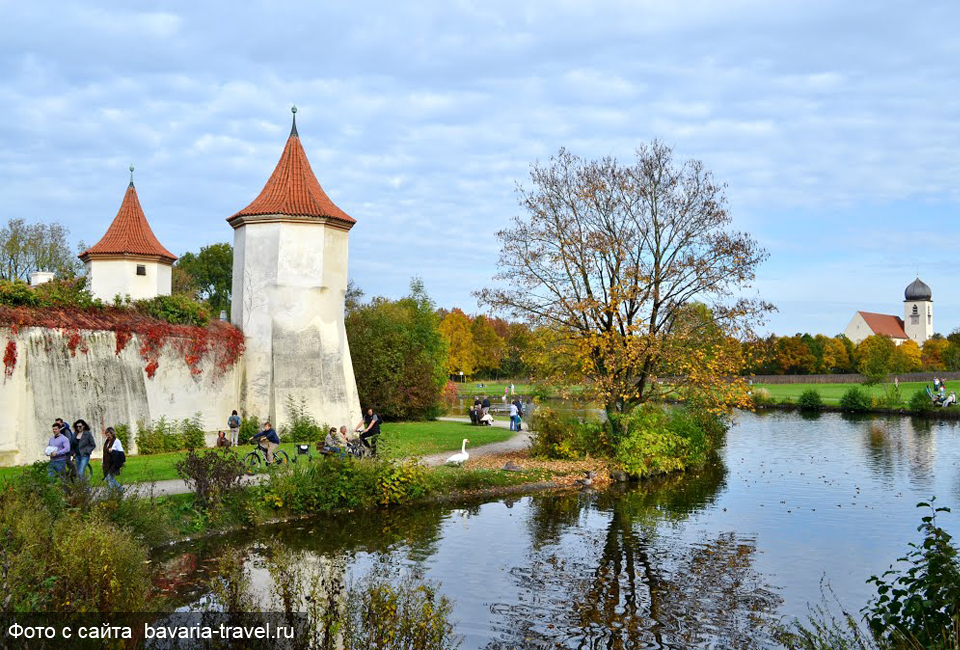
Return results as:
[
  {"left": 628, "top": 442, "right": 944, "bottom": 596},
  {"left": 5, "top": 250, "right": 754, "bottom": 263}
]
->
[{"left": 161, "top": 410, "right": 960, "bottom": 648}]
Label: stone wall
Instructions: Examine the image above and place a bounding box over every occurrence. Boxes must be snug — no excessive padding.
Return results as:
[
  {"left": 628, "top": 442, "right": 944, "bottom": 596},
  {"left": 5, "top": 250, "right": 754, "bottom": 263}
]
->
[{"left": 0, "top": 326, "right": 240, "bottom": 466}]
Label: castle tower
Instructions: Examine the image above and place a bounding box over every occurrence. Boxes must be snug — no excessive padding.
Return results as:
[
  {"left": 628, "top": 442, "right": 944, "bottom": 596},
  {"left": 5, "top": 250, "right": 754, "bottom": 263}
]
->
[
  {"left": 903, "top": 277, "right": 933, "bottom": 345},
  {"left": 79, "top": 167, "right": 177, "bottom": 302},
  {"left": 228, "top": 107, "right": 361, "bottom": 429}
]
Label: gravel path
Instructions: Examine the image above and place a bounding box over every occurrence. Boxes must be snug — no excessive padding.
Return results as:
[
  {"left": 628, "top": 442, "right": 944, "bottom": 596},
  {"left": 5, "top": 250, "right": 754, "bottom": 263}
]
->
[{"left": 116, "top": 418, "right": 533, "bottom": 496}]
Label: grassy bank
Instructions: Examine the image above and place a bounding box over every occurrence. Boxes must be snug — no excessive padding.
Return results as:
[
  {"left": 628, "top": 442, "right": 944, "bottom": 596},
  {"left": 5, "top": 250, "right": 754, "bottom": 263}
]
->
[
  {"left": 0, "top": 419, "right": 507, "bottom": 484},
  {"left": 754, "top": 381, "right": 933, "bottom": 406}
]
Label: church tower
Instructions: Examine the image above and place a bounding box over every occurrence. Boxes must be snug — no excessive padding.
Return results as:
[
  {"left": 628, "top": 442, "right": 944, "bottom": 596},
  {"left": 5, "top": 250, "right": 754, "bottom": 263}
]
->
[
  {"left": 228, "top": 107, "right": 361, "bottom": 429},
  {"left": 79, "top": 167, "right": 177, "bottom": 302},
  {"left": 903, "top": 277, "right": 933, "bottom": 345}
]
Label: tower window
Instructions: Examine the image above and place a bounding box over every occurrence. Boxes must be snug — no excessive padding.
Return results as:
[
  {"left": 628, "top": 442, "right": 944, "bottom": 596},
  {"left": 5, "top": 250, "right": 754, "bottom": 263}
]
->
[{"left": 136, "top": 265, "right": 146, "bottom": 276}]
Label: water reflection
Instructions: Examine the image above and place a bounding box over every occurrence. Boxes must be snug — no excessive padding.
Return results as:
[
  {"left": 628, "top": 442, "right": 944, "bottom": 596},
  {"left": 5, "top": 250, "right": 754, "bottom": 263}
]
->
[{"left": 488, "top": 463, "right": 780, "bottom": 649}]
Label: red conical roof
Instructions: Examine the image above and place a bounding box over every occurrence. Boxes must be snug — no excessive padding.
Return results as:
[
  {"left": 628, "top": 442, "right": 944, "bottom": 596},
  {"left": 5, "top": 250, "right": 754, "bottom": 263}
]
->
[
  {"left": 228, "top": 113, "right": 355, "bottom": 227},
  {"left": 80, "top": 182, "right": 177, "bottom": 263}
]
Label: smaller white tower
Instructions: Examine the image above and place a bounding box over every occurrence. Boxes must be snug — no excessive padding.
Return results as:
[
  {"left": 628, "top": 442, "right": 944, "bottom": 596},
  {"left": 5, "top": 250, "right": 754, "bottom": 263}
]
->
[
  {"left": 79, "top": 167, "right": 177, "bottom": 302},
  {"left": 903, "top": 277, "right": 933, "bottom": 345}
]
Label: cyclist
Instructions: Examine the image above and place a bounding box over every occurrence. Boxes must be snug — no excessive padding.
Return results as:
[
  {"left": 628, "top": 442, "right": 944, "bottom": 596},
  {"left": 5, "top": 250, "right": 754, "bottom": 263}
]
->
[
  {"left": 252, "top": 421, "right": 280, "bottom": 464},
  {"left": 354, "top": 408, "right": 382, "bottom": 457},
  {"left": 46, "top": 422, "right": 71, "bottom": 478}
]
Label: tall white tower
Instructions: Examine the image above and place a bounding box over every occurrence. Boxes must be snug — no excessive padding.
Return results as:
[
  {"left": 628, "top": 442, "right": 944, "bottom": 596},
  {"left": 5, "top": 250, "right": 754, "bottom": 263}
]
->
[
  {"left": 228, "top": 107, "right": 361, "bottom": 429},
  {"left": 903, "top": 277, "right": 933, "bottom": 345}
]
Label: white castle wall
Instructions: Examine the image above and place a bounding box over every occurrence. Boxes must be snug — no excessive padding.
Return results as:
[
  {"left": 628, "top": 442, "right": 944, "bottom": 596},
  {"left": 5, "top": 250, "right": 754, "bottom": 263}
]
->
[{"left": 0, "top": 326, "right": 241, "bottom": 466}]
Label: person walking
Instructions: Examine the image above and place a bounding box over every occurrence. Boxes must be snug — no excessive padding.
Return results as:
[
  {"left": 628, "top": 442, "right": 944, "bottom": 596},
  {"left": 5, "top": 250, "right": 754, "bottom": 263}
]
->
[
  {"left": 354, "top": 407, "right": 382, "bottom": 457},
  {"left": 72, "top": 419, "right": 96, "bottom": 479},
  {"left": 102, "top": 427, "right": 126, "bottom": 491},
  {"left": 227, "top": 410, "right": 241, "bottom": 447},
  {"left": 481, "top": 395, "right": 491, "bottom": 418},
  {"left": 509, "top": 400, "right": 519, "bottom": 431},
  {"left": 46, "top": 423, "right": 71, "bottom": 478},
  {"left": 513, "top": 397, "right": 524, "bottom": 431}
]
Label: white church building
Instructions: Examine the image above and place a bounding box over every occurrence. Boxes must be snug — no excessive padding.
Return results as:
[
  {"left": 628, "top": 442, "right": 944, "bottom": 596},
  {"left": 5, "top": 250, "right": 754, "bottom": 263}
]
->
[{"left": 844, "top": 278, "right": 934, "bottom": 346}]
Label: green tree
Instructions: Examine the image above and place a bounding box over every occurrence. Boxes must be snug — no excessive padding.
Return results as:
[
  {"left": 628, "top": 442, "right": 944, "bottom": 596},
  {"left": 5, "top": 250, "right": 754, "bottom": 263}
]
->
[
  {"left": 438, "top": 308, "right": 477, "bottom": 376},
  {"left": 501, "top": 322, "right": 533, "bottom": 377},
  {"left": 0, "top": 218, "right": 82, "bottom": 281},
  {"left": 857, "top": 334, "right": 896, "bottom": 384},
  {"left": 174, "top": 243, "right": 233, "bottom": 315},
  {"left": 345, "top": 279, "right": 449, "bottom": 420}
]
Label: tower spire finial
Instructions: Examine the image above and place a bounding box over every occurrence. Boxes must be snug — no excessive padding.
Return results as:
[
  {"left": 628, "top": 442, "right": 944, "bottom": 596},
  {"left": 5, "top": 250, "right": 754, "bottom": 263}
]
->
[
  {"left": 129, "top": 165, "right": 135, "bottom": 188},
  {"left": 290, "top": 105, "right": 298, "bottom": 137}
]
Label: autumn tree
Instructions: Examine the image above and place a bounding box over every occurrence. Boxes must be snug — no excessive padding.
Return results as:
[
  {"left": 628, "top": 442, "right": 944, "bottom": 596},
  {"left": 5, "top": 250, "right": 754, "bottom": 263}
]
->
[
  {"left": 923, "top": 336, "right": 949, "bottom": 371},
  {"left": 775, "top": 335, "right": 817, "bottom": 375},
  {"left": 438, "top": 308, "right": 477, "bottom": 376},
  {"left": 470, "top": 315, "right": 505, "bottom": 376},
  {"left": 893, "top": 339, "right": 922, "bottom": 373},
  {"left": 0, "top": 218, "right": 82, "bottom": 281},
  {"left": 820, "top": 336, "right": 851, "bottom": 373},
  {"left": 478, "top": 142, "right": 771, "bottom": 424}
]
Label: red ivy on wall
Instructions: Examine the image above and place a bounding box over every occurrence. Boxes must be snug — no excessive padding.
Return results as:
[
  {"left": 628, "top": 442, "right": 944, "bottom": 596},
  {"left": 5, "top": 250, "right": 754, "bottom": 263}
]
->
[
  {"left": 3, "top": 340, "right": 16, "bottom": 378},
  {"left": 0, "top": 306, "right": 244, "bottom": 379}
]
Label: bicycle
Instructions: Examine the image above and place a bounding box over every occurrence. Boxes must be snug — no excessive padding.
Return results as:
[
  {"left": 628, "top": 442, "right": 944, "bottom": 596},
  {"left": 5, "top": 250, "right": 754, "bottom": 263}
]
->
[
  {"left": 244, "top": 437, "right": 290, "bottom": 474},
  {"left": 347, "top": 434, "right": 379, "bottom": 459}
]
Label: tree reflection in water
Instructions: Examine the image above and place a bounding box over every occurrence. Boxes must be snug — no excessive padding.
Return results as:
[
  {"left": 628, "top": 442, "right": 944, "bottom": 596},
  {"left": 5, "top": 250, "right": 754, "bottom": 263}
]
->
[{"left": 488, "top": 461, "right": 782, "bottom": 649}]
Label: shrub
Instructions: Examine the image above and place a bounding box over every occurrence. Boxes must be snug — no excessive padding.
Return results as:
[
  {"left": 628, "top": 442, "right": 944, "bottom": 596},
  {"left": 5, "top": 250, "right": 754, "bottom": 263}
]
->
[
  {"left": 864, "top": 500, "right": 960, "bottom": 646},
  {"left": 0, "top": 279, "right": 39, "bottom": 307},
  {"left": 750, "top": 388, "right": 774, "bottom": 408},
  {"left": 797, "top": 389, "right": 823, "bottom": 411},
  {"left": 263, "top": 457, "right": 430, "bottom": 513},
  {"left": 839, "top": 387, "right": 872, "bottom": 412},
  {"left": 135, "top": 414, "right": 207, "bottom": 454},
  {"left": 180, "top": 413, "right": 206, "bottom": 449},
  {"left": 613, "top": 406, "right": 725, "bottom": 479},
  {"left": 0, "top": 470, "right": 152, "bottom": 612},
  {"left": 175, "top": 449, "right": 245, "bottom": 511},
  {"left": 133, "top": 293, "right": 210, "bottom": 326},
  {"left": 530, "top": 407, "right": 607, "bottom": 459},
  {"left": 32, "top": 276, "right": 101, "bottom": 309},
  {"left": 279, "top": 395, "right": 325, "bottom": 443},
  {"left": 908, "top": 388, "right": 934, "bottom": 413},
  {"left": 872, "top": 385, "right": 902, "bottom": 409},
  {"left": 240, "top": 414, "right": 261, "bottom": 443},
  {"left": 113, "top": 423, "right": 132, "bottom": 450}
]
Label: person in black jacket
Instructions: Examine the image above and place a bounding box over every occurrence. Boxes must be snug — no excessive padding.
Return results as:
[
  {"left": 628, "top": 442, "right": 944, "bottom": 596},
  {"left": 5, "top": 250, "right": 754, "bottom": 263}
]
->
[
  {"left": 72, "top": 419, "right": 96, "bottom": 479},
  {"left": 354, "top": 408, "right": 382, "bottom": 457}
]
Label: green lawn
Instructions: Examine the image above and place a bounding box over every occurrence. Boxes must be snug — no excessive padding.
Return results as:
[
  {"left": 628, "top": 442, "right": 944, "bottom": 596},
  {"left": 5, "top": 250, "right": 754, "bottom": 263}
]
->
[
  {"left": 0, "top": 420, "right": 507, "bottom": 485},
  {"left": 754, "top": 381, "right": 935, "bottom": 406}
]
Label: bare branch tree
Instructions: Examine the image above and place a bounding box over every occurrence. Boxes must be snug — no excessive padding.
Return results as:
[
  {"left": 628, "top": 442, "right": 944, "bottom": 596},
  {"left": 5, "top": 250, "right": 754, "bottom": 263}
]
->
[{"left": 477, "top": 142, "right": 773, "bottom": 422}]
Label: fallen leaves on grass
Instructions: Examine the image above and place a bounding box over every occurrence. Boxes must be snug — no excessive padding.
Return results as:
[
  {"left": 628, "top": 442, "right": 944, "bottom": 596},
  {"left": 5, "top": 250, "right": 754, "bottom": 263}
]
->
[{"left": 468, "top": 450, "right": 613, "bottom": 487}]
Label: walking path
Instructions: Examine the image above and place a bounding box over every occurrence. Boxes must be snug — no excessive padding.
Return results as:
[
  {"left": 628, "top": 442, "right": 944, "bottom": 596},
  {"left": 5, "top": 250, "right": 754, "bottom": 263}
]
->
[{"left": 119, "top": 419, "right": 532, "bottom": 497}]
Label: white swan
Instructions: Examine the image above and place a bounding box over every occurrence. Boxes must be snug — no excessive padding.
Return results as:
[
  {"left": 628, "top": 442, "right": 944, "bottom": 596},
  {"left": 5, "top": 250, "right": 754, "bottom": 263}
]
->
[{"left": 445, "top": 439, "right": 470, "bottom": 465}]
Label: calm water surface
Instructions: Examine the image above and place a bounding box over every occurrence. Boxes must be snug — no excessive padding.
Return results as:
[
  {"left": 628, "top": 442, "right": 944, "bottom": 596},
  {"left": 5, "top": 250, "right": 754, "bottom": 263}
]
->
[{"left": 165, "top": 411, "right": 960, "bottom": 648}]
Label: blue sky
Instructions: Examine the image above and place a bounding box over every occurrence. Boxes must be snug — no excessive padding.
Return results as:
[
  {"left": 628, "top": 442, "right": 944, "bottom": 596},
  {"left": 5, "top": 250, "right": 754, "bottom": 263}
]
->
[{"left": 1, "top": 1, "right": 958, "bottom": 336}]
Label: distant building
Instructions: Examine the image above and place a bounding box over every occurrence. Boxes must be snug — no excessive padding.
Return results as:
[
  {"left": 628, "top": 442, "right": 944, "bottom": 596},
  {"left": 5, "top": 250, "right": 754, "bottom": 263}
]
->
[
  {"left": 844, "top": 278, "right": 933, "bottom": 346},
  {"left": 79, "top": 168, "right": 177, "bottom": 302}
]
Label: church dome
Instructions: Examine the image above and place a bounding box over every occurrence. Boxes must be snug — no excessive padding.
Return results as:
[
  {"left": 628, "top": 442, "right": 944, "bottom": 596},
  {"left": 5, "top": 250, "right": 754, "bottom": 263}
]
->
[{"left": 904, "top": 277, "right": 932, "bottom": 301}]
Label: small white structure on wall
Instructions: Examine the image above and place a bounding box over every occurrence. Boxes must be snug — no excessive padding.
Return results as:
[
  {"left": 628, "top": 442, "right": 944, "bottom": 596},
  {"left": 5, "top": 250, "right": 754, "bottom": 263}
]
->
[
  {"left": 228, "top": 107, "right": 361, "bottom": 429},
  {"left": 844, "top": 277, "right": 934, "bottom": 346},
  {"left": 79, "top": 167, "right": 177, "bottom": 302}
]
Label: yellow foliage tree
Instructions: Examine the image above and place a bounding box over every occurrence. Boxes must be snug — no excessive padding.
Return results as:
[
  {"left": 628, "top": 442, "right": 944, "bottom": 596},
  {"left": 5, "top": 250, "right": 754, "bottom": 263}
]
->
[
  {"left": 922, "top": 337, "right": 949, "bottom": 371},
  {"left": 438, "top": 308, "right": 477, "bottom": 376},
  {"left": 893, "top": 339, "right": 922, "bottom": 373},
  {"left": 820, "top": 336, "right": 851, "bottom": 373},
  {"left": 470, "top": 315, "right": 505, "bottom": 375}
]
